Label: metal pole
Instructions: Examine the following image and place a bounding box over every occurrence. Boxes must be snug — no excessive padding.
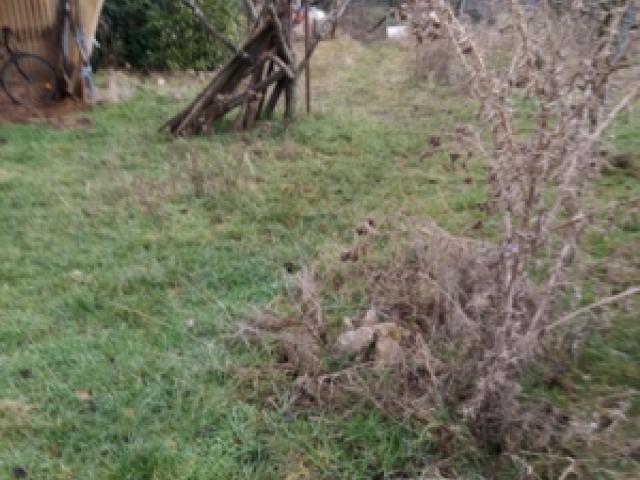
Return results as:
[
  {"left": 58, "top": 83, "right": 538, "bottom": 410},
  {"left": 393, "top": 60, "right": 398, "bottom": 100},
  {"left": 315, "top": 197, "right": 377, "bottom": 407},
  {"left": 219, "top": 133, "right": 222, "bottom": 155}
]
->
[{"left": 304, "top": 0, "right": 310, "bottom": 114}]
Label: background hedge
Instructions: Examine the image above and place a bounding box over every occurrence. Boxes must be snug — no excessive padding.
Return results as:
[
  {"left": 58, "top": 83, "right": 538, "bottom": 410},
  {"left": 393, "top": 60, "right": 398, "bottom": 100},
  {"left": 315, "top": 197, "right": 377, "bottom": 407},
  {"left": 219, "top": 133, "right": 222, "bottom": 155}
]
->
[{"left": 97, "top": 0, "right": 242, "bottom": 71}]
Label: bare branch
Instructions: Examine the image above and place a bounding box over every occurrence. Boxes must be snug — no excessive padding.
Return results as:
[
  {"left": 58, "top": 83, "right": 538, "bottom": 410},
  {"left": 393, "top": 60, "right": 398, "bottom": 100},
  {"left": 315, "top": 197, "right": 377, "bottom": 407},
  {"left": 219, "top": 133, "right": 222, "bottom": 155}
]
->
[
  {"left": 587, "top": 83, "right": 640, "bottom": 147},
  {"left": 549, "top": 286, "right": 640, "bottom": 331}
]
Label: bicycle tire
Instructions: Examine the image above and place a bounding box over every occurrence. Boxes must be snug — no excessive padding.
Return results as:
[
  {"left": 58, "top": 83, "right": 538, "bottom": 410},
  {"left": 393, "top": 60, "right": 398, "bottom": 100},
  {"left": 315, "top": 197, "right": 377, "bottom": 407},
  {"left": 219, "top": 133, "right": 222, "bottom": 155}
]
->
[{"left": 2, "top": 54, "right": 59, "bottom": 106}]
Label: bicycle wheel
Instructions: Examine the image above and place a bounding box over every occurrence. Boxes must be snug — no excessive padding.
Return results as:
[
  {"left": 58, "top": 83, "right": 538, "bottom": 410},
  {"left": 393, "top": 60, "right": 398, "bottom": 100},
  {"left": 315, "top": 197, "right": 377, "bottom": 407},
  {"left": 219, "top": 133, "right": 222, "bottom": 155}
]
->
[{"left": 2, "top": 54, "right": 59, "bottom": 106}]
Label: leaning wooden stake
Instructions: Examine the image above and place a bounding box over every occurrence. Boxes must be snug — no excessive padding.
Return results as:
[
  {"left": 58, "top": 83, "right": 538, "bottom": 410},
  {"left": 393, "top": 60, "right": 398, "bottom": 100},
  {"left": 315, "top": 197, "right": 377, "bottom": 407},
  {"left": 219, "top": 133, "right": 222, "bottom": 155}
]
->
[
  {"left": 269, "top": 2, "right": 296, "bottom": 121},
  {"left": 303, "top": 0, "right": 309, "bottom": 113},
  {"left": 163, "top": 22, "right": 275, "bottom": 135}
]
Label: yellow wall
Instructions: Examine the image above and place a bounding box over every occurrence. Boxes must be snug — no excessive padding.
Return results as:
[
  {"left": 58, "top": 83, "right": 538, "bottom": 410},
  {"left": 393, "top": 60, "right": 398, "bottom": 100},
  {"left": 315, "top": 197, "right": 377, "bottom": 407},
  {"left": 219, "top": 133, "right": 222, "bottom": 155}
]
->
[
  {"left": 0, "top": 0, "right": 105, "bottom": 90},
  {"left": 0, "top": 0, "right": 59, "bottom": 66},
  {"left": 82, "top": 0, "right": 105, "bottom": 49}
]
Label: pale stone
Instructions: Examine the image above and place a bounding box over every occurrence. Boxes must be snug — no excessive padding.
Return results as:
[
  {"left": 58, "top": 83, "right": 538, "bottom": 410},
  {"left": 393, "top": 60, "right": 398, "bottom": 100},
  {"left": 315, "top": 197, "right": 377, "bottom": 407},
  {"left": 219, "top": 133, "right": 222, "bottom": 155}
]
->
[
  {"left": 375, "top": 337, "right": 403, "bottom": 365},
  {"left": 335, "top": 327, "right": 375, "bottom": 356}
]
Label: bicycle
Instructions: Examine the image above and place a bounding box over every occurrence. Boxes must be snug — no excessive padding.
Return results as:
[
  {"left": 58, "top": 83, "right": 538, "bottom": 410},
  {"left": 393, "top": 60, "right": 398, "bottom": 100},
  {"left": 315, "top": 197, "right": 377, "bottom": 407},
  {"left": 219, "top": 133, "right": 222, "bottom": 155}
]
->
[{"left": 1, "top": 27, "right": 59, "bottom": 106}]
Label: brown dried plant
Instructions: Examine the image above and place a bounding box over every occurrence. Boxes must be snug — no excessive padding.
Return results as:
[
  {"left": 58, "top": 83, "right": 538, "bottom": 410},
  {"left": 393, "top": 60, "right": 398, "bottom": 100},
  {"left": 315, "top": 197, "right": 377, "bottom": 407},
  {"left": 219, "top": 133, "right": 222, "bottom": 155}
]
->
[
  {"left": 244, "top": 0, "right": 640, "bottom": 467},
  {"left": 409, "top": 0, "right": 640, "bottom": 429}
]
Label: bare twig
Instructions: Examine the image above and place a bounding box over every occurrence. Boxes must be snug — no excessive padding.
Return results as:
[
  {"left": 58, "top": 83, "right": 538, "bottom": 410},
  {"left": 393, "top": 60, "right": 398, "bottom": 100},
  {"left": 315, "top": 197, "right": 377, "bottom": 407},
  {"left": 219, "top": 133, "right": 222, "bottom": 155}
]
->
[
  {"left": 266, "top": 51, "right": 294, "bottom": 78},
  {"left": 587, "top": 83, "right": 640, "bottom": 147},
  {"left": 549, "top": 286, "right": 640, "bottom": 331}
]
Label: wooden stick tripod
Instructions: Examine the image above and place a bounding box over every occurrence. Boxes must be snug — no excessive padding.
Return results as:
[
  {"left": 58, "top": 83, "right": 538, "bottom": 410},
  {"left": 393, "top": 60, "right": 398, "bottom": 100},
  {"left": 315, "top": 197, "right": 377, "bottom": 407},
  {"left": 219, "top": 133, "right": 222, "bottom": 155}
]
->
[{"left": 163, "top": 0, "right": 352, "bottom": 136}]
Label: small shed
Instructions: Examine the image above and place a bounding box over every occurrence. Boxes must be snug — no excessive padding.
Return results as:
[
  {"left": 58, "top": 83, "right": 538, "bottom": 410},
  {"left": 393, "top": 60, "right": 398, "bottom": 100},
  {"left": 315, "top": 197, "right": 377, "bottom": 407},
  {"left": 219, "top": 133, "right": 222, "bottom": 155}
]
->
[{"left": 0, "top": 0, "right": 104, "bottom": 97}]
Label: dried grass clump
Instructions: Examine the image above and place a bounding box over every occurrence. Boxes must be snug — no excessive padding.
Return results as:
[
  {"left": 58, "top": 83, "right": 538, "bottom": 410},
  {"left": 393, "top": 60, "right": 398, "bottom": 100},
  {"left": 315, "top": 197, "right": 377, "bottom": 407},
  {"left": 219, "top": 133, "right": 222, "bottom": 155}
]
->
[
  {"left": 243, "top": 219, "right": 638, "bottom": 467},
  {"left": 93, "top": 145, "right": 262, "bottom": 218},
  {"left": 0, "top": 399, "right": 33, "bottom": 432},
  {"left": 245, "top": 222, "right": 544, "bottom": 445},
  {"left": 414, "top": 38, "right": 457, "bottom": 84}
]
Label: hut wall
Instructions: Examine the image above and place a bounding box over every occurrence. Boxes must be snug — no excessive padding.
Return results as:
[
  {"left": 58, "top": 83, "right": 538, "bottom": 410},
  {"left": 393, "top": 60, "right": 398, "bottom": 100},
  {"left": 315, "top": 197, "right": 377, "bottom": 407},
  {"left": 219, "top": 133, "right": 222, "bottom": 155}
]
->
[
  {"left": 0, "top": 0, "right": 59, "bottom": 67},
  {"left": 0, "top": 0, "right": 105, "bottom": 91}
]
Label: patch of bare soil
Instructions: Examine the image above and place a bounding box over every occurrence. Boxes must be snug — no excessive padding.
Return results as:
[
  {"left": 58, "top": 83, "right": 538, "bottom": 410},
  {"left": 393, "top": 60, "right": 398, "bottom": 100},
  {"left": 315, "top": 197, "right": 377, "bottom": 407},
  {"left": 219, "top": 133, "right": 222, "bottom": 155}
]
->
[
  {"left": 0, "top": 89, "right": 91, "bottom": 128},
  {"left": 0, "top": 68, "right": 214, "bottom": 127}
]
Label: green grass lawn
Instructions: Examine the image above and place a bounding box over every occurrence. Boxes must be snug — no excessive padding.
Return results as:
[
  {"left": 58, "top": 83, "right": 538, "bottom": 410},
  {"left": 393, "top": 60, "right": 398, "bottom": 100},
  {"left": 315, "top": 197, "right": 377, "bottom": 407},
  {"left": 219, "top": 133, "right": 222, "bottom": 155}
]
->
[{"left": 0, "top": 39, "right": 638, "bottom": 479}]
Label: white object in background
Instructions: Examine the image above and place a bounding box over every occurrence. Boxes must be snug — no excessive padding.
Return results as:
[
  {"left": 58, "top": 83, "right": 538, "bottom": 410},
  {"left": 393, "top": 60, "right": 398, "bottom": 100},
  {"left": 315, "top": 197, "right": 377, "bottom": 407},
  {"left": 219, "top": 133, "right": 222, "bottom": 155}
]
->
[
  {"left": 292, "top": 6, "right": 328, "bottom": 39},
  {"left": 386, "top": 25, "right": 409, "bottom": 39},
  {"left": 308, "top": 6, "right": 327, "bottom": 22}
]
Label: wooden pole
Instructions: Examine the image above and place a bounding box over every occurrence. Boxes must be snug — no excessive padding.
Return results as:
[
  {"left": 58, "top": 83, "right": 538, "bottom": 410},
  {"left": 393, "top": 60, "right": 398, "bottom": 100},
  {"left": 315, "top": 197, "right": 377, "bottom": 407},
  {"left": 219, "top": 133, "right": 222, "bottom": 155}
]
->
[
  {"left": 284, "top": 0, "right": 296, "bottom": 120},
  {"left": 304, "top": 0, "right": 311, "bottom": 113}
]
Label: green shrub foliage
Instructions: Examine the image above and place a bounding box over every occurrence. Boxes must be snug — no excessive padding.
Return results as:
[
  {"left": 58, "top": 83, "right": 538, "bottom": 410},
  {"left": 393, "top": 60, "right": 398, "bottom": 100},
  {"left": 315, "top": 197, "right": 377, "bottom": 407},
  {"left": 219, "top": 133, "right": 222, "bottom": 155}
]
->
[{"left": 97, "top": 0, "right": 241, "bottom": 70}]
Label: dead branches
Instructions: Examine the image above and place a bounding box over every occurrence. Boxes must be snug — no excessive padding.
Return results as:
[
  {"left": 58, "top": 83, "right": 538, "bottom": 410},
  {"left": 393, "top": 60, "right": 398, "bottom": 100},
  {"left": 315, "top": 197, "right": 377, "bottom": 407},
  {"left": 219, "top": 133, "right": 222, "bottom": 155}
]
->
[
  {"left": 165, "top": 0, "right": 353, "bottom": 136},
  {"left": 228, "top": 2, "right": 640, "bottom": 470},
  {"left": 163, "top": 7, "right": 293, "bottom": 135},
  {"left": 407, "top": 0, "right": 640, "bottom": 429},
  {"left": 549, "top": 286, "right": 640, "bottom": 331}
]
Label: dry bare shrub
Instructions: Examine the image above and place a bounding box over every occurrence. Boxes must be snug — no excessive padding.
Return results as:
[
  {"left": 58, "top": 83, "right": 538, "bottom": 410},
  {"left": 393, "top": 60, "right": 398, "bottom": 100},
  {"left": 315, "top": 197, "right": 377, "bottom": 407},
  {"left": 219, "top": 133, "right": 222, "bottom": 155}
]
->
[
  {"left": 244, "top": 0, "right": 640, "bottom": 473},
  {"left": 412, "top": 4, "right": 455, "bottom": 83},
  {"left": 411, "top": 0, "right": 640, "bottom": 430},
  {"left": 246, "top": 223, "right": 535, "bottom": 437},
  {"left": 242, "top": 218, "right": 638, "bottom": 474},
  {"left": 242, "top": 0, "right": 640, "bottom": 464}
]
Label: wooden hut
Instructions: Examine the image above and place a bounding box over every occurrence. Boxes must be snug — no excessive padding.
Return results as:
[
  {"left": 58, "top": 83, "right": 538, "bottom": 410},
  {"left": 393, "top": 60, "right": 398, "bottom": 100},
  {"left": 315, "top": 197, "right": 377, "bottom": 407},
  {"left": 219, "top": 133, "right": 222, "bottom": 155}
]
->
[{"left": 0, "top": 0, "right": 104, "bottom": 98}]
